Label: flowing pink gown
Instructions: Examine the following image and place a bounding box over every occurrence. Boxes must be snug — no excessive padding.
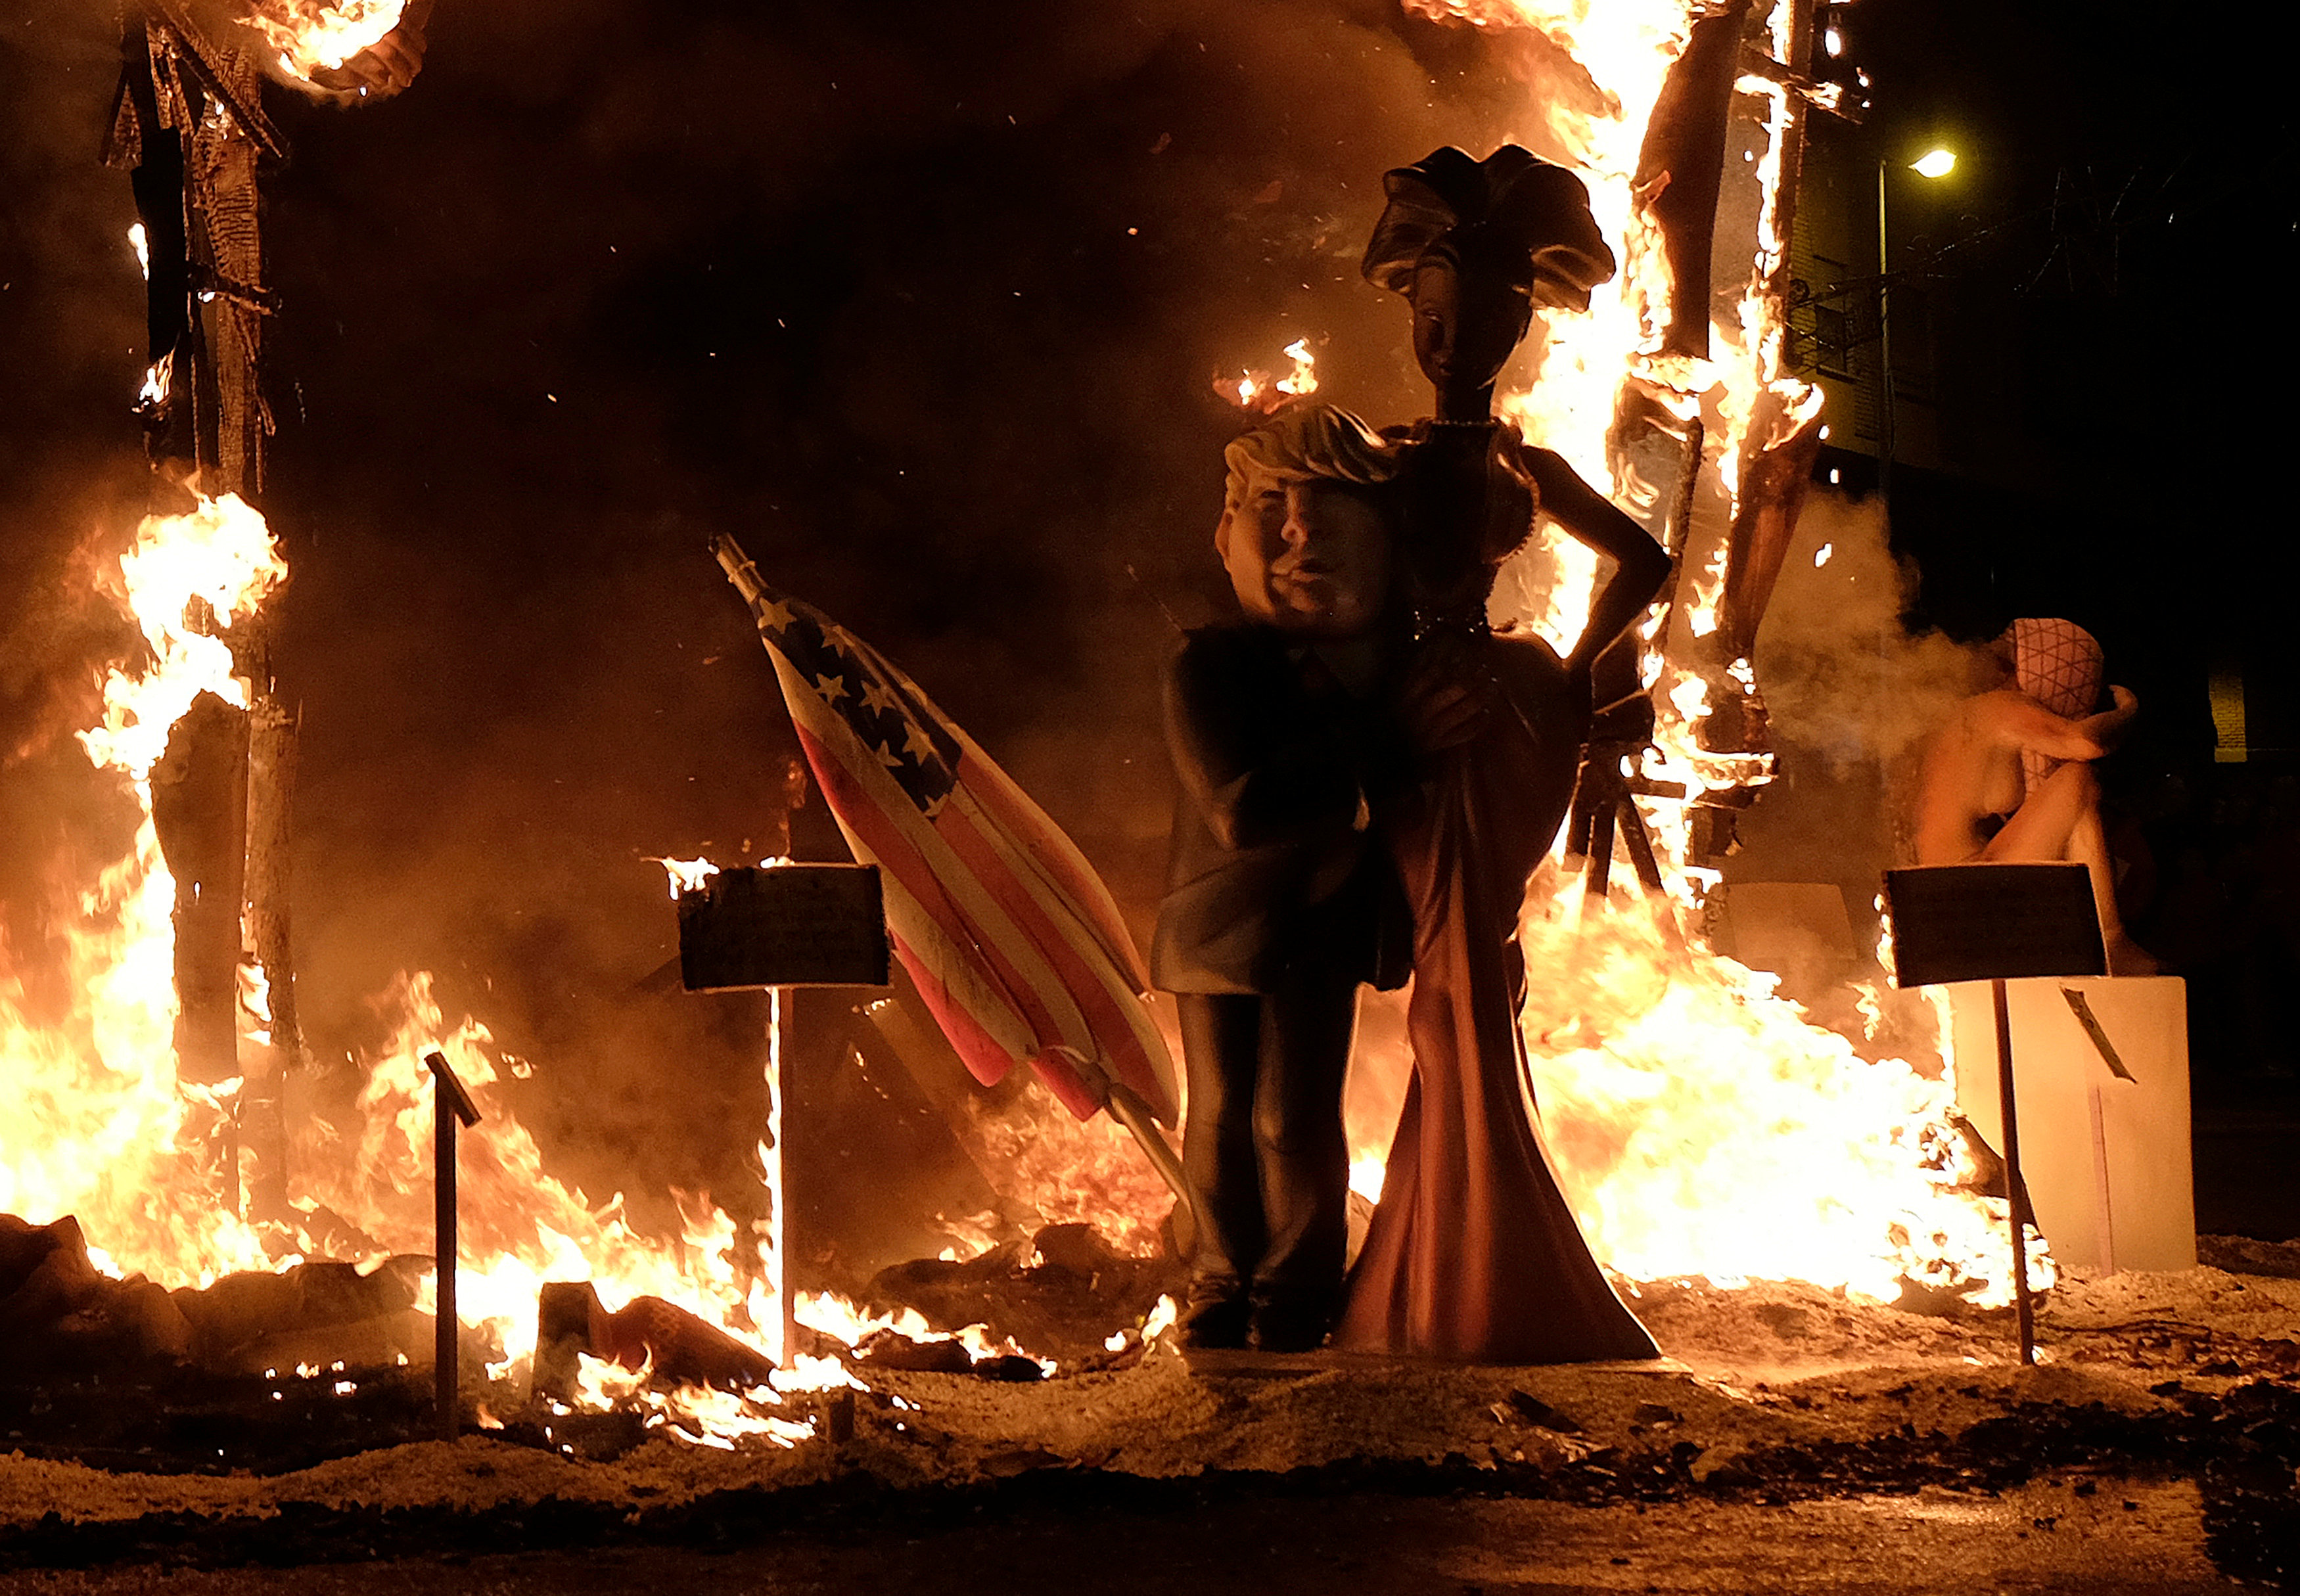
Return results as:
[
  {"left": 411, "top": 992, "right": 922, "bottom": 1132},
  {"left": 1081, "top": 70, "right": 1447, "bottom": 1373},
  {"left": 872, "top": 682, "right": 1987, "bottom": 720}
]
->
[{"left": 1333, "top": 636, "right": 1657, "bottom": 1363}]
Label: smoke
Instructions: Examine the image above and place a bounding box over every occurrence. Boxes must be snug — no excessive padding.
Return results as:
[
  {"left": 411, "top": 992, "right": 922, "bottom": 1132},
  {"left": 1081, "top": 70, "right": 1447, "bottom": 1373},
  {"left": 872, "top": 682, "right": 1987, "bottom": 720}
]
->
[
  {"left": 1720, "top": 488, "right": 1992, "bottom": 1038},
  {"left": 1753, "top": 488, "right": 1991, "bottom": 778}
]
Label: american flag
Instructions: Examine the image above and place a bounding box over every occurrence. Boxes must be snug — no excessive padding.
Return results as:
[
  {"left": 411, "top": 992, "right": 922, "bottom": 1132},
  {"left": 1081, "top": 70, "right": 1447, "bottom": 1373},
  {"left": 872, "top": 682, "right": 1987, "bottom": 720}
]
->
[{"left": 715, "top": 536, "right": 1178, "bottom": 1127}]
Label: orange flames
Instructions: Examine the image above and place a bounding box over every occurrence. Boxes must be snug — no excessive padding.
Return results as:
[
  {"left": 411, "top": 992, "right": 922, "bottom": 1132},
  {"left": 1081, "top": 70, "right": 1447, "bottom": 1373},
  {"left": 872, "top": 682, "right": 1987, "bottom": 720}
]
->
[
  {"left": 3, "top": 495, "right": 283, "bottom": 1288},
  {"left": 1216, "top": 336, "right": 1320, "bottom": 415},
  {"left": 243, "top": 0, "right": 405, "bottom": 81},
  {"left": 291, "top": 970, "right": 786, "bottom": 1375},
  {"left": 1, "top": 500, "right": 877, "bottom": 1446},
  {"left": 3, "top": 5, "right": 2059, "bottom": 1455},
  {"left": 953, "top": 1078, "right": 1174, "bottom": 1259},
  {"left": 1516, "top": 894, "right": 2046, "bottom": 1306}
]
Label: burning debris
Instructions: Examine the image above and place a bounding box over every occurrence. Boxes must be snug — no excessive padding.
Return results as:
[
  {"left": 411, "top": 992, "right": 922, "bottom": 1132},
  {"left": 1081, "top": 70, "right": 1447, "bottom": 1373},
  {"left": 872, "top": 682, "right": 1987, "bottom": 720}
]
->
[
  {"left": 1215, "top": 336, "right": 1320, "bottom": 415},
  {"left": 244, "top": 1, "right": 404, "bottom": 81}
]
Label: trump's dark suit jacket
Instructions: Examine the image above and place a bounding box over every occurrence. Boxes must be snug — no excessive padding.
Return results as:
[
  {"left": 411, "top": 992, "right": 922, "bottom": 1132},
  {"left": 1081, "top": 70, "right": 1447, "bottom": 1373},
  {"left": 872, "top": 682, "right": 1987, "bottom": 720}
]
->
[{"left": 1151, "top": 624, "right": 1412, "bottom": 997}]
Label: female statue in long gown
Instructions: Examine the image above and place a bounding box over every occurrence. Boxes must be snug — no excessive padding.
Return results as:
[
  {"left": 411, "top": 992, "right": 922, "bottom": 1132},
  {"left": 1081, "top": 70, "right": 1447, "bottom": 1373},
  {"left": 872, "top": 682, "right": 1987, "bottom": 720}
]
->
[{"left": 1332, "top": 147, "right": 1670, "bottom": 1363}]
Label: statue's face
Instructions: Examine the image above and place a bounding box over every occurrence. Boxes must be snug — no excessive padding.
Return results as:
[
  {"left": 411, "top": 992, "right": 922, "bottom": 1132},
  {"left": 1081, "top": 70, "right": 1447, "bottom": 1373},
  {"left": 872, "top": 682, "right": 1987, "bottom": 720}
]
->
[
  {"left": 1216, "top": 466, "right": 1391, "bottom": 637},
  {"left": 1409, "top": 253, "right": 1530, "bottom": 398}
]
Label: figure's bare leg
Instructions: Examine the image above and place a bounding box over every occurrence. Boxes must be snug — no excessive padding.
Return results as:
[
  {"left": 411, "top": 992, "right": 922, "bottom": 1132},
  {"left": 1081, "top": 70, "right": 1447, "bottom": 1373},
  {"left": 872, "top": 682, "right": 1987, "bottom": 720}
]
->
[
  {"left": 1982, "top": 764, "right": 2157, "bottom": 974},
  {"left": 2068, "top": 804, "right": 2160, "bottom": 974}
]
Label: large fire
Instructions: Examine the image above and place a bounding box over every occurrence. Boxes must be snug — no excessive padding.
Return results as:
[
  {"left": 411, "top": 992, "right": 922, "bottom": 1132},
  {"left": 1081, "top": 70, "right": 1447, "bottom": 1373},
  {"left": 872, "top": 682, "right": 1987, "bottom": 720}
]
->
[
  {"left": 243, "top": 0, "right": 406, "bottom": 81},
  {"left": 1, "top": 494, "right": 1132, "bottom": 1447},
  {"left": 0, "top": 497, "right": 856, "bottom": 1445},
  {"left": 4, "top": 495, "right": 284, "bottom": 1287},
  {"left": 3, "top": 0, "right": 2051, "bottom": 1461}
]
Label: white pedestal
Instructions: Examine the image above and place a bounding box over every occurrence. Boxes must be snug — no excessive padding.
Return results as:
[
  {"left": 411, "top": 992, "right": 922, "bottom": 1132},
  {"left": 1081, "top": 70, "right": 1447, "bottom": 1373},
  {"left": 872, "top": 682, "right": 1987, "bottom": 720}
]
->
[{"left": 1947, "top": 976, "right": 2194, "bottom": 1273}]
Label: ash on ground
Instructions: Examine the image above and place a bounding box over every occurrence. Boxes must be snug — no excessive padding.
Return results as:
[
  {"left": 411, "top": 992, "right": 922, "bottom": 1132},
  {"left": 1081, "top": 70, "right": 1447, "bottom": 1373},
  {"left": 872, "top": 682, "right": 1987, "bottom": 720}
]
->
[{"left": 5, "top": 1246, "right": 2296, "bottom": 1583}]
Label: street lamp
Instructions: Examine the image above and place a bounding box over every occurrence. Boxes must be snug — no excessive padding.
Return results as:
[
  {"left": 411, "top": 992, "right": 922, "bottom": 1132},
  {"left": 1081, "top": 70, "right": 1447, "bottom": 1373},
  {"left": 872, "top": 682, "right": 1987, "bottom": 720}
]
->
[{"left": 1877, "top": 145, "right": 1958, "bottom": 501}]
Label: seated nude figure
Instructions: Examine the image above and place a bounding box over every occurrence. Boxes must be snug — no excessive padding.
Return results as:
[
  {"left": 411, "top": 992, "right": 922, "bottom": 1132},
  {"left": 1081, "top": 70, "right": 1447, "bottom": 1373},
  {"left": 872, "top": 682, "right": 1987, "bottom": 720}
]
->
[{"left": 1913, "top": 617, "right": 2153, "bottom": 973}]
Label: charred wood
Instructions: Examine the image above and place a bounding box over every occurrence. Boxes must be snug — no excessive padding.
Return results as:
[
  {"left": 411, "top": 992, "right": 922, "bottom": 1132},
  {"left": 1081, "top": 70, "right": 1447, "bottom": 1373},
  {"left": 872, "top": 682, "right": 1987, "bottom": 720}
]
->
[
  {"left": 0, "top": 1215, "right": 189, "bottom": 1373},
  {"left": 862, "top": 1223, "right": 1182, "bottom": 1366},
  {"left": 1718, "top": 400, "right": 1828, "bottom": 662},
  {"left": 151, "top": 690, "right": 248, "bottom": 1093},
  {"left": 243, "top": 686, "right": 299, "bottom": 1223},
  {"left": 172, "top": 1255, "right": 429, "bottom": 1375},
  {"left": 527, "top": 1279, "right": 778, "bottom": 1403},
  {"left": 108, "top": 4, "right": 277, "bottom": 487},
  {"left": 1632, "top": 2, "right": 1751, "bottom": 361}
]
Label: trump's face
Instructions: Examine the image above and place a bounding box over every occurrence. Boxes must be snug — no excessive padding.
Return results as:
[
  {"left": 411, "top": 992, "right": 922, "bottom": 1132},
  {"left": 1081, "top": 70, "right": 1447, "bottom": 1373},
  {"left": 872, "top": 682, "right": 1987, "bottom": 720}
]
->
[{"left": 1215, "top": 465, "right": 1391, "bottom": 638}]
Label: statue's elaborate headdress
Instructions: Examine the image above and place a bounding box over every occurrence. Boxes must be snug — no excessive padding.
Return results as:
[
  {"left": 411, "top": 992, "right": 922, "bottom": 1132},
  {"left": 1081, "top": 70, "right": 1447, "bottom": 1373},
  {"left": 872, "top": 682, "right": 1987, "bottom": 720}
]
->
[{"left": 1362, "top": 145, "right": 1616, "bottom": 313}]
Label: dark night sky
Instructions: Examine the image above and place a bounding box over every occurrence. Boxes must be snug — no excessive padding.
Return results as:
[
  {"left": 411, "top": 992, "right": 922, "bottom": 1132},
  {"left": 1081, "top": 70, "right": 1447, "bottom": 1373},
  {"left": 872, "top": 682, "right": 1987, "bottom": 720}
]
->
[
  {"left": 1851, "top": 3, "right": 2295, "bottom": 670},
  {"left": 1, "top": 1, "right": 2291, "bottom": 1166}
]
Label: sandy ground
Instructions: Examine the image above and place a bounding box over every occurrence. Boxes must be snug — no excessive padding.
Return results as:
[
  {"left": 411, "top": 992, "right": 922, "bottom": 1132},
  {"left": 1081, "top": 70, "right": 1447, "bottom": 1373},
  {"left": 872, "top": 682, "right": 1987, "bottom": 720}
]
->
[
  {"left": 1, "top": 1266, "right": 2293, "bottom": 1585},
  {"left": 0, "top": 1481, "right": 2249, "bottom": 1595}
]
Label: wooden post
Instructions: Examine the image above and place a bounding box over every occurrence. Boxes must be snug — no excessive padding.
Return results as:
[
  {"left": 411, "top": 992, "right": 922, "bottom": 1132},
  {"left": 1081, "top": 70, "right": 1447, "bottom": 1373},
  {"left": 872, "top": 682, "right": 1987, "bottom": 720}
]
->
[
  {"left": 425, "top": 1050, "right": 482, "bottom": 1441},
  {"left": 112, "top": 3, "right": 282, "bottom": 1225},
  {"left": 150, "top": 689, "right": 250, "bottom": 1214},
  {"left": 2086, "top": 1085, "right": 2117, "bottom": 1275},
  {"left": 243, "top": 688, "right": 300, "bottom": 1223},
  {"left": 1885, "top": 865, "right": 2103, "bottom": 1369},
  {"left": 1989, "top": 978, "right": 2035, "bottom": 1365},
  {"left": 769, "top": 989, "right": 794, "bottom": 1368}
]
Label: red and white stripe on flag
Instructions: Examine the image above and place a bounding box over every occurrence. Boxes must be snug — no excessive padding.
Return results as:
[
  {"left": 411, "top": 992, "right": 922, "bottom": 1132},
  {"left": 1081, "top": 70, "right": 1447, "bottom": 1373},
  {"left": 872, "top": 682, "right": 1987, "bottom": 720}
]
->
[{"left": 753, "top": 599, "right": 1178, "bottom": 1126}]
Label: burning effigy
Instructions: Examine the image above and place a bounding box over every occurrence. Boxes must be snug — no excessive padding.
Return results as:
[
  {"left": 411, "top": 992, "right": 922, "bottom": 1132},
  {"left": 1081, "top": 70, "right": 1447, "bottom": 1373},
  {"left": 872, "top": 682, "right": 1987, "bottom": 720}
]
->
[{"left": 3, "top": 0, "right": 2263, "bottom": 1530}]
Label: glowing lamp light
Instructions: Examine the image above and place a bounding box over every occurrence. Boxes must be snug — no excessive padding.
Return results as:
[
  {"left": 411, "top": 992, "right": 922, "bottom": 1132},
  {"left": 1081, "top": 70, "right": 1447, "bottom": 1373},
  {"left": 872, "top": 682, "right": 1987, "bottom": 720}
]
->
[{"left": 1910, "top": 148, "right": 1957, "bottom": 179}]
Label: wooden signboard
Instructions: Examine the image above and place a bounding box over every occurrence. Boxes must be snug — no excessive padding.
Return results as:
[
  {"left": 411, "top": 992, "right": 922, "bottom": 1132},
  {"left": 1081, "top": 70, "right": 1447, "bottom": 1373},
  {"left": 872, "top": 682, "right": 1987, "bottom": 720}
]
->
[
  {"left": 1881, "top": 860, "right": 2106, "bottom": 1367},
  {"left": 677, "top": 863, "right": 890, "bottom": 992},
  {"left": 1883, "top": 863, "right": 2105, "bottom": 989}
]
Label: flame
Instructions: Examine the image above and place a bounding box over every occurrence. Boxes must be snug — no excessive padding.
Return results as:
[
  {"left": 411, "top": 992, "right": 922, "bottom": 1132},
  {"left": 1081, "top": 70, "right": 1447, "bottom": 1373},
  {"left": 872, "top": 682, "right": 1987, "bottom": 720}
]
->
[
  {"left": 567, "top": 1356, "right": 812, "bottom": 1451},
  {"left": 656, "top": 855, "right": 720, "bottom": 899},
  {"left": 951, "top": 1080, "right": 1172, "bottom": 1258},
  {"left": 1215, "top": 336, "right": 1319, "bottom": 415},
  {"left": 1277, "top": 338, "right": 1319, "bottom": 398},
  {"left": 8, "top": 4, "right": 2050, "bottom": 1434},
  {"left": 796, "top": 1288, "right": 1046, "bottom": 1371},
  {"left": 1348, "top": 1154, "right": 1387, "bottom": 1205},
  {"left": 243, "top": 0, "right": 406, "bottom": 81},
  {"left": 290, "top": 971, "right": 789, "bottom": 1373},
  {"left": 136, "top": 353, "right": 172, "bottom": 413},
  {"left": 1, "top": 501, "right": 821, "bottom": 1448},
  {"left": 1516, "top": 896, "right": 2050, "bottom": 1306},
  {"left": 1, "top": 490, "right": 1082, "bottom": 1448},
  {"left": 1, "top": 495, "right": 286, "bottom": 1288}
]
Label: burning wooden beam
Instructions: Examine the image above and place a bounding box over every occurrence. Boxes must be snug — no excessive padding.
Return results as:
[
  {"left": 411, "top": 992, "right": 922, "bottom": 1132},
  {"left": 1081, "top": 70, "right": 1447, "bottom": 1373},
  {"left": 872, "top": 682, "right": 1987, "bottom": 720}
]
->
[
  {"left": 150, "top": 690, "right": 249, "bottom": 1099},
  {"left": 530, "top": 1279, "right": 779, "bottom": 1402},
  {"left": 241, "top": 687, "right": 300, "bottom": 1224},
  {"left": 1632, "top": 1, "right": 1753, "bottom": 361}
]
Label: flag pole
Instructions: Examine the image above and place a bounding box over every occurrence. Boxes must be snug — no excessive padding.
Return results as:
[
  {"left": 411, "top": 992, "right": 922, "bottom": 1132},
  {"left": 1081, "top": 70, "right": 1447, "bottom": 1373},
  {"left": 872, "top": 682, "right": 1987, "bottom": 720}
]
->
[{"left": 1053, "top": 1048, "right": 1198, "bottom": 1258}]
